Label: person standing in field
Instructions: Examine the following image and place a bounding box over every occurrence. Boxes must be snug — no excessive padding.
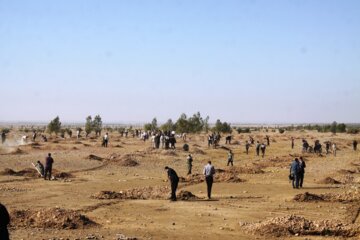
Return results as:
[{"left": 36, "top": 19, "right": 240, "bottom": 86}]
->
[
  {"left": 291, "top": 137, "right": 295, "bottom": 149},
  {"left": 266, "top": 135, "right": 270, "bottom": 146},
  {"left": 32, "top": 131, "right": 37, "bottom": 141},
  {"left": 44, "top": 153, "right": 54, "bottom": 180},
  {"left": 103, "top": 132, "right": 109, "bottom": 147},
  {"left": 1, "top": 131, "right": 6, "bottom": 144},
  {"left": 260, "top": 143, "right": 266, "bottom": 158},
  {"left": 332, "top": 143, "right": 337, "bottom": 156},
  {"left": 0, "top": 203, "right": 10, "bottom": 240},
  {"left": 256, "top": 141, "right": 260, "bottom": 156},
  {"left": 325, "top": 142, "right": 331, "bottom": 154},
  {"left": 353, "top": 140, "right": 358, "bottom": 151},
  {"left": 165, "top": 166, "right": 179, "bottom": 201},
  {"left": 203, "top": 161, "right": 216, "bottom": 199},
  {"left": 227, "top": 150, "right": 234, "bottom": 166},
  {"left": 187, "top": 154, "right": 193, "bottom": 175},
  {"left": 245, "top": 141, "right": 250, "bottom": 155},
  {"left": 290, "top": 158, "right": 300, "bottom": 189},
  {"left": 298, "top": 157, "right": 306, "bottom": 188}
]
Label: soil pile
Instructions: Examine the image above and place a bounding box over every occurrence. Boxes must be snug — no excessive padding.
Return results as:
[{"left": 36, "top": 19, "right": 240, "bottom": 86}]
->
[
  {"left": 0, "top": 168, "right": 38, "bottom": 177},
  {"left": 180, "top": 170, "right": 245, "bottom": 185},
  {"left": 86, "top": 154, "right": 103, "bottom": 161},
  {"left": 119, "top": 157, "right": 139, "bottom": 167},
  {"left": 293, "top": 192, "right": 324, "bottom": 202},
  {"left": 10, "top": 208, "right": 97, "bottom": 229},
  {"left": 219, "top": 146, "right": 231, "bottom": 151},
  {"left": 293, "top": 191, "right": 360, "bottom": 203},
  {"left": 177, "top": 190, "right": 200, "bottom": 200},
  {"left": 91, "top": 191, "right": 122, "bottom": 200},
  {"left": 193, "top": 148, "right": 205, "bottom": 155},
  {"left": 109, "top": 154, "right": 139, "bottom": 167},
  {"left": 338, "top": 169, "right": 357, "bottom": 174},
  {"left": 318, "top": 177, "right": 342, "bottom": 184},
  {"left": 92, "top": 186, "right": 169, "bottom": 200},
  {"left": 8, "top": 148, "right": 26, "bottom": 155},
  {"left": 242, "top": 215, "right": 358, "bottom": 237},
  {"left": 179, "top": 174, "right": 204, "bottom": 186},
  {"left": 53, "top": 171, "right": 73, "bottom": 179},
  {"left": 215, "top": 171, "right": 244, "bottom": 183},
  {"left": 161, "top": 150, "right": 177, "bottom": 156}
]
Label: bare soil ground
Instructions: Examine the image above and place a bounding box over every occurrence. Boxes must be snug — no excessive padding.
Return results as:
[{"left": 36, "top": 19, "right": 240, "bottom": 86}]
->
[{"left": 0, "top": 130, "right": 359, "bottom": 239}]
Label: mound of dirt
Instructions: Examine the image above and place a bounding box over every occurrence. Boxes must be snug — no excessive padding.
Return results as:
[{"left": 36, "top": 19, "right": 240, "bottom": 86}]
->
[
  {"left": 177, "top": 190, "right": 200, "bottom": 200},
  {"left": 30, "top": 142, "right": 41, "bottom": 147},
  {"left": 114, "top": 144, "right": 123, "bottom": 148},
  {"left": 192, "top": 148, "right": 205, "bottom": 155},
  {"left": 91, "top": 191, "right": 122, "bottom": 200},
  {"left": 242, "top": 215, "right": 358, "bottom": 237},
  {"left": 219, "top": 146, "right": 231, "bottom": 151},
  {"left": 108, "top": 154, "right": 140, "bottom": 167},
  {"left": 232, "top": 166, "right": 264, "bottom": 174},
  {"left": 8, "top": 148, "right": 26, "bottom": 155},
  {"left": 180, "top": 170, "right": 245, "bottom": 185},
  {"left": 338, "top": 169, "right": 357, "bottom": 174},
  {"left": 338, "top": 174, "right": 356, "bottom": 184},
  {"left": 120, "top": 158, "right": 139, "bottom": 167},
  {"left": 161, "top": 150, "right": 178, "bottom": 156},
  {"left": 86, "top": 154, "right": 103, "bottom": 161},
  {"left": 318, "top": 177, "right": 342, "bottom": 185},
  {"left": 232, "top": 140, "right": 240, "bottom": 145},
  {"left": 179, "top": 174, "right": 204, "bottom": 185},
  {"left": 215, "top": 171, "right": 244, "bottom": 183},
  {"left": 0, "top": 168, "right": 38, "bottom": 177},
  {"left": 294, "top": 191, "right": 360, "bottom": 203},
  {"left": 293, "top": 192, "right": 324, "bottom": 202},
  {"left": 10, "top": 208, "right": 96, "bottom": 229},
  {"left": 92, "top": 186, "right": 169, "bottom": 200},
  {"left": 53, "top": 172, "right": 73, "bottom": 179}
]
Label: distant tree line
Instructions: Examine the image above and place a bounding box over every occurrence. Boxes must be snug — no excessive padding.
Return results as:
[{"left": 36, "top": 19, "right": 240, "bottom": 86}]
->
[
  {"left": 33, "top": 117, "right": 360, "bottom": 138},
  {"left": 282, "top": 121, "right": 358, "bottom": 134}
]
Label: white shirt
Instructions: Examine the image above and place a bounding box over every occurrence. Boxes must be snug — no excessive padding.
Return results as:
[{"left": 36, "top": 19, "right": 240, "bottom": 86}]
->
[{"left": 203, "top": 164, "right": 215, "bottom": 177}]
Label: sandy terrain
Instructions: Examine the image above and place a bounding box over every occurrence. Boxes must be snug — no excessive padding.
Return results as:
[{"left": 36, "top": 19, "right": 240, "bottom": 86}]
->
[{"left": 0, "top": 130, "right": 359, "bottom": 240}]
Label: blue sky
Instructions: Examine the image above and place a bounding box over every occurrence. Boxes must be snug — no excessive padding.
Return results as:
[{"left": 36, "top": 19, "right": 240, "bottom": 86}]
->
[{"left": 0, "top": 0, "right": 359, "bottom": 123}]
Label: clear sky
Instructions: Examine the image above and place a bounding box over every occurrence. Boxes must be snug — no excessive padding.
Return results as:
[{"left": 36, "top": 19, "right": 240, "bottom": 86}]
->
[{"left": 0, "top": 0, "right": 359, "bottom": 123}]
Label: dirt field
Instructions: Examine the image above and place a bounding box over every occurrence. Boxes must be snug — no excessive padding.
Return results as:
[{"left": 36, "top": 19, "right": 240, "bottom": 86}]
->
[{"left": 1, "top": 130, "right": 359, "bottom": 239}]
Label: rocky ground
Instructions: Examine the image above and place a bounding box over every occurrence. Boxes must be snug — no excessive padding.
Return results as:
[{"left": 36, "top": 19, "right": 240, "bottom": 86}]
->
[{"left": 0, "top": 130, "right": 359, "bottom": 239}]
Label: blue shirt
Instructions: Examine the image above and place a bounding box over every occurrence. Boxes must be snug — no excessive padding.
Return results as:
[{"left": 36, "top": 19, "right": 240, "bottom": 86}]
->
[{"left": 290, "top": 160, "right": 299, "bottom": 174}]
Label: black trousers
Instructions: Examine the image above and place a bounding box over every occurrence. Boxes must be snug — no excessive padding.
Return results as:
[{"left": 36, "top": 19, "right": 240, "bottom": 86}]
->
[
  {"left": 0, "top": 228, "right": 9, "bottom": 240},
  {"left": 205, "top": 176, "right": 213, "bottom": 199},
  {"left": 171, "top": 180, "right": 179, "bottom": 200},
  {"left": 227, "top": 160, "right": 233, "bottom": 166},
  {"left": 44, "top": 167, "right": 52, "bottom": 180},
  {"left": 299, "top": 173, "right": 304, "bottom": 187}
]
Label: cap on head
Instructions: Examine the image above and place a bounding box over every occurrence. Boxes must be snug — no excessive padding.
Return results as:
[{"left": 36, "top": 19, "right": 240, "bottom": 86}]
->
[
  {"left": 295, "top": 158, "right": 299, "bottom": 161},
  {"left": 208, "top": 161, "right": 211, "bottom": 164},
  {"left": 164, "top": 166, "right": 169, "bottom": 170}
]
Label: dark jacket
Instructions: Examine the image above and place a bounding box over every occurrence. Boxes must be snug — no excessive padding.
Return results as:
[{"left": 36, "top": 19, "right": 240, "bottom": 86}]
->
[
  {"left": 299, "top": 161, "right": 306, "bottom": 174},
  {"left": 0, "top": 203, "right": 10, "bottom": 240},
  {"left": 45, "top": 156, "right": 54, "bottom": 169},
  {"left": 167, "top": 168, "right": 179, "bottom": 182}
]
